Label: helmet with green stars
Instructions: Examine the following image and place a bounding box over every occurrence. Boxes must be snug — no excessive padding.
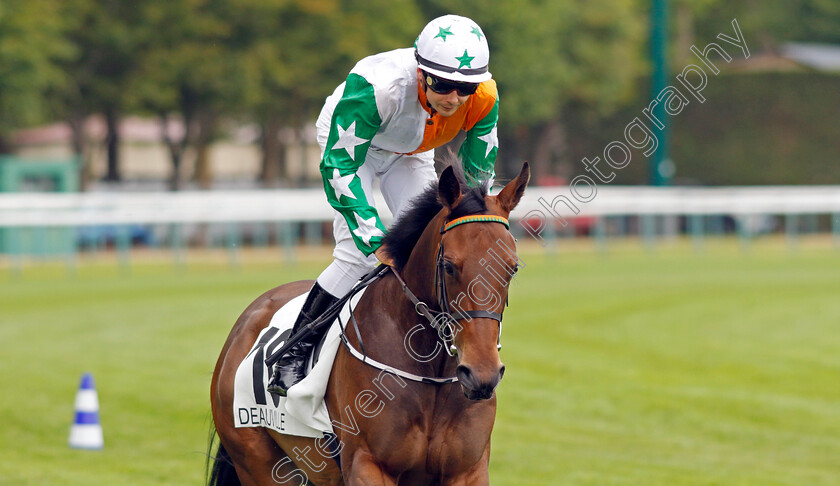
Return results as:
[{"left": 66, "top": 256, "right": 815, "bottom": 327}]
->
[{"left": 415, "top": 15, "right": 491, "bottom": 83}]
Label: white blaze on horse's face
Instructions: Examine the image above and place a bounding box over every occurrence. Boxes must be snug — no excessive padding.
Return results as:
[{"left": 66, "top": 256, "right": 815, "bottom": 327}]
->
[{"left": 436, "top": 163, "right": 530, "bottom": 400}]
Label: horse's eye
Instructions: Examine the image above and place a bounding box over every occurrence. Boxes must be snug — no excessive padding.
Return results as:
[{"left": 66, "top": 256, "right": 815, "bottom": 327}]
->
[{"left": 443, "top": 261, "right": 456, "bottom": 276}]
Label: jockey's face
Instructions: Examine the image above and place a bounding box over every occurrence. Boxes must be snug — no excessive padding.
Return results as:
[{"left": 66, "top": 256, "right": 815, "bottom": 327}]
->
[{"left": 418, "top": 69, "right": 471, "bottom": 117}]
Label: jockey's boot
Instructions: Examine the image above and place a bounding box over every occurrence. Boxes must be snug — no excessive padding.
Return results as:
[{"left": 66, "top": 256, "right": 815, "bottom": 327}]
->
[{"left": 267, "top": 282, "right": 339, "bottom": 397}]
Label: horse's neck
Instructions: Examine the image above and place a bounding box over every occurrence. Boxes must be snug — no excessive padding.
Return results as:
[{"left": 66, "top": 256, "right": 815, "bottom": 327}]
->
[
  {"left": 400, "top": 212, "right": 445, "bottom": 304},
  {"left": 356, "top": 212, "right": 453, "bottom": 373}
]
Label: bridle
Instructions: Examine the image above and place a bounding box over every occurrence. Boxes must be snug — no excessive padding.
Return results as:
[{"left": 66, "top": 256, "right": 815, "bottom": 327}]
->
[
  {"left": 393, "top": 214, "right": 510, "bottom": 357},
  {"left": 337, "top": 213, "right": 513, "bottom": 385}
]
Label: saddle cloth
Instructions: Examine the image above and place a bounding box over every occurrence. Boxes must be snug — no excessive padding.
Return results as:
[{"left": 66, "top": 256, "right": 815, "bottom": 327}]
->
[{"left": 232, "top": 288, "right": 367, "bottom": 438}]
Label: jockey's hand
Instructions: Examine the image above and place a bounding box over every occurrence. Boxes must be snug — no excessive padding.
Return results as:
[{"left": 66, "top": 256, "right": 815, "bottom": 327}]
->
[{"left": 374, "top": 246, "right": 395, "bottom": 267}]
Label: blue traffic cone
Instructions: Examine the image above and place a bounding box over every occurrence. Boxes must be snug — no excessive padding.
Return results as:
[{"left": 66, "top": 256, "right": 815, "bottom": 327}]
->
[{"left": 68, "top": 372, "right": 104, "bottom": 449}]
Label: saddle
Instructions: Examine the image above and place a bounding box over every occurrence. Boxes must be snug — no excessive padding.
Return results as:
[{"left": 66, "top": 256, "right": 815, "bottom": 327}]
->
[{"left": 231, "top": 269, "right": 386, "bottom": 438}]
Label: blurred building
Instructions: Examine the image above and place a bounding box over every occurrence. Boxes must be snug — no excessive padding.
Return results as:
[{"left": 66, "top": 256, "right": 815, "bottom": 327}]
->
[{"left": 12, "top": 117, "right": 322, "bottom": 188}]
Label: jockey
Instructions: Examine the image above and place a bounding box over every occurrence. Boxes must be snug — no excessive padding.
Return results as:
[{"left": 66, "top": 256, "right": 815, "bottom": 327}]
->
[{"left": 268, "top": 14, "right": 500, "bottom": 396}]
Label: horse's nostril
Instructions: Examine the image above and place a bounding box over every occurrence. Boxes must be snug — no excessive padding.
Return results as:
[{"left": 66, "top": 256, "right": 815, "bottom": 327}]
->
[
  {"left": 498, "top": 364, "right": 506, "bottom": 380},
  {"left": 456, "top": 365, "right": 473, "bottom": 386}
]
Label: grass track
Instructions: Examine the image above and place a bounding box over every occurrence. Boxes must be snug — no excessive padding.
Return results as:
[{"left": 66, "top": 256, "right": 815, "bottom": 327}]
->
[{"left": 1, "top": 241, "right": 839, "bottom": 485}]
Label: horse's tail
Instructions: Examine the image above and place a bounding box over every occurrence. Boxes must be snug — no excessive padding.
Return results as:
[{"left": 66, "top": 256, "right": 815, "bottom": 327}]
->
[{"left": 206, "top": 424, "right": 242, "bottom": 486}]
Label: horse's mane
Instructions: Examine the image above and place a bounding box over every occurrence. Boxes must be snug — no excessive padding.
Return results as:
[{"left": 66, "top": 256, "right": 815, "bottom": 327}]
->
[{"left": 381, "top": 164, "right": 490, "bottom": 271}]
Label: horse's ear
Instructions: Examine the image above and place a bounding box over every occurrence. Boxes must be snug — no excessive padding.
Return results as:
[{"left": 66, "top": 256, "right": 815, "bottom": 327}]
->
[
  {"left": 496, "top": 162, "right": 530, "bottom": 214},
  {"left": 438, "top": 166, "right": 462, "bottom": 209}
]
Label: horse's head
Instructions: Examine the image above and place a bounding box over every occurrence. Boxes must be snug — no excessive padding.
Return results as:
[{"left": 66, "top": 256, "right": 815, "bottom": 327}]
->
[{"left": 436, "top": 162, "right": 530, "bottom": 400}]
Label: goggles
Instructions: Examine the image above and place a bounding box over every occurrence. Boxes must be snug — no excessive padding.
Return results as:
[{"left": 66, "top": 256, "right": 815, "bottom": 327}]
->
[{"left": 423, "top": 71, "right": 479, "bottom": 96}]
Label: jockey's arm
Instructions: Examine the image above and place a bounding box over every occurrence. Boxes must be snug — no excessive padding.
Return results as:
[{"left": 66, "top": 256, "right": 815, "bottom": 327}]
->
[
  {"left": 459, "top": 96, "right": 499, "bottom": 187},
  {"left": 320, "top": 73, "right": 386, "bottom": 256}
]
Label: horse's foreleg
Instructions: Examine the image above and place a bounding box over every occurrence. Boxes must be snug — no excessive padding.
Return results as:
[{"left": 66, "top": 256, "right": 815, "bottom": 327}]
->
[
  {"left": 440, "top": 443, "right": 491, "bottom": 486},
  {"left": 218, "top": 428, "right": 308, "bottom": 486},
  {"left": 343, "top": 448, "right": 398, "bottom": 486}
]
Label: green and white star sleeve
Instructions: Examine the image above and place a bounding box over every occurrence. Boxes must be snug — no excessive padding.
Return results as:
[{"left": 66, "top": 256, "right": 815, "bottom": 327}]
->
[
  {"left": 459, "top": 98, "right": 499, "bottom": 187},
  {"left": 321, "top": 73, "right": 386, "bottom": 256}
]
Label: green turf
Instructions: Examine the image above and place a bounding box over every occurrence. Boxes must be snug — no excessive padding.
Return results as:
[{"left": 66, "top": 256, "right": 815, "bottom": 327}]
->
[{"left": 1, "top": 243, "right": 839, "bottom": 485}]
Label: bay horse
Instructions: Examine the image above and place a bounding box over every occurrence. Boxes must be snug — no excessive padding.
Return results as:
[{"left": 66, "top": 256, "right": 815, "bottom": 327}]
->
[{"left": 209, "top": 162, "right": 530, "bottom": 485}]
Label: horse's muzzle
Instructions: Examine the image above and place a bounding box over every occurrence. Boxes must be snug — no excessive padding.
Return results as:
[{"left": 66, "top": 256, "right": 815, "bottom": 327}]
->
[{"left": 456, "top": 363, "right": 505, "bottom": 400}]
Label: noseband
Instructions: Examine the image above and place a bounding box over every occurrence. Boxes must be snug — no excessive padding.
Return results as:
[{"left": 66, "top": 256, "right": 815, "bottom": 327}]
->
[{"left": 393, "top": 214, "right": 510, "bottom": 356}]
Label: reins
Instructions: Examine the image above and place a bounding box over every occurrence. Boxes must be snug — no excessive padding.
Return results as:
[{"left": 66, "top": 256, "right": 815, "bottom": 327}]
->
[
  {"left": 337, "top": 214, "right": 511, "bottom": 385},
  {"left": 263, "top": 265, "right": 388, "bottom": 368}
]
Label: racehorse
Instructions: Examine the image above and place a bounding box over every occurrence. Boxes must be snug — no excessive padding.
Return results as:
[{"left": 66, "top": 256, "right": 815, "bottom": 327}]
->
[{"left": 209, "top": 162, "right": 530, "bottom": 485}]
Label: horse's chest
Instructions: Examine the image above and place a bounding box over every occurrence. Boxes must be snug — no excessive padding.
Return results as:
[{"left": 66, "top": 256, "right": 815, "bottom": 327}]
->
[
  {"left": 428, "top": 424, "right": 489, "bottom": 469},
  {"left": 373, "top": 399, "right": 496, "bottom": 476}
]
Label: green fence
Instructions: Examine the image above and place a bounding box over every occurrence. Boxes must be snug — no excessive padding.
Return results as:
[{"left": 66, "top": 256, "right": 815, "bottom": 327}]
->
[{"left": 0, "top": 156, "right": 79, "bottom": 257}]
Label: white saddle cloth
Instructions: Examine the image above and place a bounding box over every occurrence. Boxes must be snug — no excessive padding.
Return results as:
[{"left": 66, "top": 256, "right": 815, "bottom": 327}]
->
[{"left": 232, "top": 289, "right": 366, "bottom": 438}]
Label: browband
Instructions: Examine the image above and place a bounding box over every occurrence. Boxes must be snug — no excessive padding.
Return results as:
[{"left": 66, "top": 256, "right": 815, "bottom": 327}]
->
[{"left": 442, "top": 215, "right": 509, "bottom": 234}]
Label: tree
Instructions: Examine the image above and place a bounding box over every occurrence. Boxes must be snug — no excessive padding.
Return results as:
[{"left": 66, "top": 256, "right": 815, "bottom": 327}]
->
[
  {"left": 131, "top": 0, "right": 249, "bottom": 190},
  {"left": 227, "top": 0, "right": 349, "bottom": 187},
  {"left": 0, "top": 0, "right": 72, "bottom": 153},
  {"left": 797, "top": 0, "right": 840, "bottom": 43},
  {"left": 691, "top": 0, "right": 840, "bottom": 50},
  {"left": 51, "top": 0, "right": 143, "bottom": 183},
  {"left": 426, "top": 0, "right": 646, "bottom": 181},
  {"left": 231, "top": 0, "right": 424, "bottom": 187}
]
